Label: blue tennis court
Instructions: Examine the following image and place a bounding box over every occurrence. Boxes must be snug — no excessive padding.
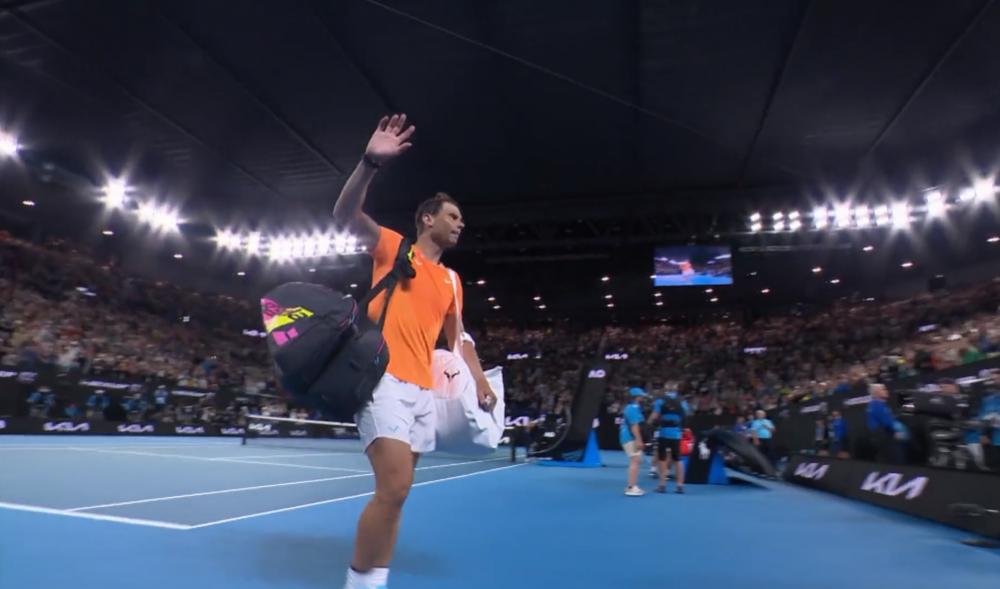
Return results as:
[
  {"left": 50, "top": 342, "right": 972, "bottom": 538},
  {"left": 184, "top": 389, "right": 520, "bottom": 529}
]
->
[{"left": 1, "top": 435, "right": 997, "bottom": 589}]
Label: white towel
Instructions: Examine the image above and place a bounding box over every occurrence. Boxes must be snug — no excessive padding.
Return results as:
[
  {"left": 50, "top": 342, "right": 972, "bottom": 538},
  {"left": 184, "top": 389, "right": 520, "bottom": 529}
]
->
[{"left": 430, "top": 349, "right": 505, "bottom": 456}]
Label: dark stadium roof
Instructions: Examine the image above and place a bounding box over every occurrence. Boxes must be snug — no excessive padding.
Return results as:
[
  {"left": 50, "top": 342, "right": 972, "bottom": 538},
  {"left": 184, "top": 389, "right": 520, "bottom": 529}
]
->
[{"left": 3, "top": 0, "right": 1000, "bottom": 323}]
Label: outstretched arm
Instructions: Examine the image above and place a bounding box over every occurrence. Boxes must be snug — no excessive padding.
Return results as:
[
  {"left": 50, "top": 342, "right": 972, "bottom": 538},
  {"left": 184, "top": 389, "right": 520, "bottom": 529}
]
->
[{"left": 332, "top": 114, "right": 415, "bottom": 248}]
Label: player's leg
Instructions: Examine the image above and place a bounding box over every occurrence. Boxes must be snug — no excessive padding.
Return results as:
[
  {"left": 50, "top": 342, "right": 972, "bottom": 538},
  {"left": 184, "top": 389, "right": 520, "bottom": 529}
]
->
[
  {"left": 352, "top": 438, "right": 415, "bottom": 569},
  {"left": 673, "top": 440, "right": 685, "bottom": 493},
  {"left": 624, "top": 441, "right": 643, "bottom": 495},
  {"left": 656, "top": 439, "right": 669, "bottom": 492},
  {"left": 347, "top": 376, "right": 428, "bottom": 588}
]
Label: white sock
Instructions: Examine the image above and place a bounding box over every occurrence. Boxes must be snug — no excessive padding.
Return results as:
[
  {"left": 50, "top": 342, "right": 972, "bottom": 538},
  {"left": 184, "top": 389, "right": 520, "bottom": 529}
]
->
[{"left": 345, "top": 566, "right": 389, "bottom": 589}]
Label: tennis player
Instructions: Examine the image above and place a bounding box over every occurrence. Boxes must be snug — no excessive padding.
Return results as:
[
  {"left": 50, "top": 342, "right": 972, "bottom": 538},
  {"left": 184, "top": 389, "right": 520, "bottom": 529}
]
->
[{"left": 332, "top": 114, "right": 498, "bottom": 589}]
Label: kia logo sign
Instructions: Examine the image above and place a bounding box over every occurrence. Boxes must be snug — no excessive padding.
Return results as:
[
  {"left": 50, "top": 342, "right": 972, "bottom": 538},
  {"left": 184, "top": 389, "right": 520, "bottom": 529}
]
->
[
  {"left": 794, "top": 462, "right": 829, "bottom": 480},
  {"left": 220, "top": 427, "right": 246, "bottom": 436},
  {"left": 248, "top": 423, "right": 273, "bottom": 432},
  {"left": 860, "top": 472, "right": 929, "bottom": 500},
  {"left": 174, "top": 426, "right": 206, "bottom": 435},
  {"left": 117, "top": 424, "right": 154, "bottom": 434},
  {"left": 44, "top": 421, "right": 90, "bottom": 433},
  {"left": 587, "top": 369, "right": 606, "bottom": 379},
  {"left": 290, "top": 429, "right": 309, "bottom": 437}
]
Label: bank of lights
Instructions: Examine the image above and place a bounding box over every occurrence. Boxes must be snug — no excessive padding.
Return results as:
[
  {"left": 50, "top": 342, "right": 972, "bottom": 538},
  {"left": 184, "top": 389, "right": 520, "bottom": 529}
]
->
[
  {"left": 101, "top": 179, "right": 128, "bottom": 208},
  {"left": 136, "top": 202, "right": 180, "bottom": 233},
  {"left": 0, "top": 131, "right": 19, "bottom": 157},
  {"left": 214, "top": 230, "right": 366, "bottom": 262},
  {"left": 750, "top": 181, "right": 996, "bottom": 232}
]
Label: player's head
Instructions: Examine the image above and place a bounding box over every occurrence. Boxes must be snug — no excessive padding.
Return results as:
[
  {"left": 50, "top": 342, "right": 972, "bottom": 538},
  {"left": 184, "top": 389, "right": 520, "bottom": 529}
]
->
[{"left": 415, "top": 192, "right": 463, "bottom": 248}]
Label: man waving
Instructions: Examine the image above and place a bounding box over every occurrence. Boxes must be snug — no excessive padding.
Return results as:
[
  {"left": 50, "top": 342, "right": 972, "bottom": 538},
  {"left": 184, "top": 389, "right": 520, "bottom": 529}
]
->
[{"left": 333, "top": 114, "right": 497, "bottom": 589}]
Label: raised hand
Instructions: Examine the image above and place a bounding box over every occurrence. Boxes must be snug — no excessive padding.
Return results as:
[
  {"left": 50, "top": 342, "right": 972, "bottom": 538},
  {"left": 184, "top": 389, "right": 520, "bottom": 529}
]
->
[{"left": 365, "top": 114, "right": 415, "bottom": 164}]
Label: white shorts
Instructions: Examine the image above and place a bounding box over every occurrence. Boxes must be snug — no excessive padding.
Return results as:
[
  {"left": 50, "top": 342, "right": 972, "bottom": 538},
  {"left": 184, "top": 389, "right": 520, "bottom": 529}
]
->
[
  {"left": 355, "top": 373, "right": 436, "bottom": 454},
  {"left": 622, "top": 440, "right": 642, "bottom": 457}
]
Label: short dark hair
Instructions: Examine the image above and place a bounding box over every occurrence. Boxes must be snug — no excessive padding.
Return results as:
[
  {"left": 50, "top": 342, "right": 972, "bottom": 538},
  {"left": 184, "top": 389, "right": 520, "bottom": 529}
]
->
[{"left": 414, "top": 192, "right": 459, "bottom": 235}]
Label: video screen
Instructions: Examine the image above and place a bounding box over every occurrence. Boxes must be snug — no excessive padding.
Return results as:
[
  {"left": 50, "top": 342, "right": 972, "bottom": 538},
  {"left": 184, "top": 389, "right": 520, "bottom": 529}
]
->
[{"left": 653, "top": 245, "right": 733, "bottom": 287}]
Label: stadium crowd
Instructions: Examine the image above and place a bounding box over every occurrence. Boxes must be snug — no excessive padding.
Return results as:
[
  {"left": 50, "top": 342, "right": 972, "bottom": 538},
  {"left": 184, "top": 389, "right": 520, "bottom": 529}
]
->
[{"left": 3, "top": 232, "right": 1000, "bottom": 425}]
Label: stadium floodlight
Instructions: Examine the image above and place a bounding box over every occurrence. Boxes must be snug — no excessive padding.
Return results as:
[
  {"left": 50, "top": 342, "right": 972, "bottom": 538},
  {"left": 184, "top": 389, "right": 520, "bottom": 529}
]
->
[
  {"left": 959, "top": 187, "right": 977, "bottom": 203},
  {"left": 102, "top": 179, "right": 128, "bottom": 208},
  {"left": 136, "top": 202, "right": 179, "bottom": 232},
  {"left": 830, "top": 278, "right": 841, "bottom": 284},
  {"left": 345, "top": 235, "right": 358, "bottom": 252},
  {"left": 750, "top": 222, "right": 762, "bottom": 232},
  {"left": 813, "top": 207, "right": 829, "bottom": 229},
  {"left": 834, "top": 205, "right": 851, "bottom": 229},
  {"left": 925, "top": 190, "right": 945, "bottom": 217},
  {"left": 215, "top": 229, "right": 242, "bottom": 250},
  {"left": 0, "top": 131, "right": 20, "bottom": 157},
  {"left": 788, "top": 210, "right": 800, "bottom": 221},
  {"left": 789, "top": 219, "right": 802, "bottom": 231},
  {"left": 237, "top": 271, "right": 246, "bottom": 276},
  {"left": 874, "top": 205, "right": 890, "bottom": 226},
  {"left": 333, "top": 234, "right": 348, "bottom": 254},
  {"left": 601, "top": 275, "right": 610, "bottom": 282},
  {"left": 710, "top": 297, "right": 719, "bottom": 303},
  {"left": 988, "top": 236, "right": 1000, "bottom": 243},
  {"left": 316, "top": 234, "right": 332, "bottom": 256},
  {"left": 863, "top": 245, "right": 875, "bottom": 252},
  {"left": 812, "top": 267, "right": 822, "bottom": 274},
  {"left": 604, "top": 294, "right": 613, "bottom": 299},
  {"left": 493, "top": 305, "right": 501, "bottom": 310},
  {"left": 269, "top": 236, "right": 293, "bottom": 262},
  {"left": 901, "top": 261, "right": 914, "bottom": 268},
  {"left": 22, "top": 200, "right": 35, "bottom": 207},
  {"left": 761, "top": 288, "right": 771, "bottom": 294},
  {"left": 974, "top": 179, "right": 997, "bottom": 201},
  {"left": 772, "top": 211, "right": 784, "bottom": 221},
  {"left": 245, "top": 232, "right": 261, "bottom": 256},
  {"left": 750, "top": 212, "right": 761, "bottom": 222},
  {"left": 773, "top": 220, "right": 785, "bottom": 232},
  {"left": 891, "top": 202, "right": 910, "bottom": 228},
  {"left": 854, "top": 205, "right": 871, "bottom": 228},
  {"left": 533, "top": 296, "right": 542, "bottom": 301}
]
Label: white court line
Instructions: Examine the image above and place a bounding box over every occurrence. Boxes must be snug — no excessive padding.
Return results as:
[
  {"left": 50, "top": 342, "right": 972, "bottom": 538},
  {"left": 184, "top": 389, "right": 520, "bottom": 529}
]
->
[
  {"left": 210, "top": 452, "right": 351, "bottom": 460},
  {"left": 66, "top": 457, "right": 511, "bottom": 513},
  {"left": 0, "top": 500, "right": 191, "bottom": 530},
  {"left": 69, "top": 448, "right": 367, "bottom": 473},
  {"left": 0, "top": 443, "right": 236, "bottom": 450},
  {"left": 186, "top": 462, "right": 528, "bottom": 529},
  {"left": 67, "top": 472, "right": 374, "bottom": 512},
  {"left": 70, "top": 447, "right": 504, "bottom": 474},
  {"left": 206, "top": 457, "right": 368, "bottom": 473}
]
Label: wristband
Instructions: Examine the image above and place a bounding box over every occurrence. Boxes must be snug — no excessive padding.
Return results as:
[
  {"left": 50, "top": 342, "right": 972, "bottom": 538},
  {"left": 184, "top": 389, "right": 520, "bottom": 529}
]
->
[{"left": 362, "top": 154, "right": 381, "bottom": 170}]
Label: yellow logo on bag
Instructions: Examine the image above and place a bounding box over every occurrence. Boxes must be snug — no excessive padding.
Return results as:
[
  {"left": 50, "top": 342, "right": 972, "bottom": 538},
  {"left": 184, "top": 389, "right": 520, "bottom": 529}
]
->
[{"left": 264, "top": 306, "right": 314, "bottom": 333}]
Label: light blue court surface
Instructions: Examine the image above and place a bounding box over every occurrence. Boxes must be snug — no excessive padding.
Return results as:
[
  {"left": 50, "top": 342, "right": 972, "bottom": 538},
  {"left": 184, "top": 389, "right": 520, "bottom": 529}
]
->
[{"left": 1, "top": 436, "right": 998, "bottom": 589}]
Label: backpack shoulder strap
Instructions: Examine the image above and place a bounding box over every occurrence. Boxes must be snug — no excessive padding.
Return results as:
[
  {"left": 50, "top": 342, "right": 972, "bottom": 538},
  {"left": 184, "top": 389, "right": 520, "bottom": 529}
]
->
[{"left": 359, "top": 237, "right": 416, "bottom": 329}]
